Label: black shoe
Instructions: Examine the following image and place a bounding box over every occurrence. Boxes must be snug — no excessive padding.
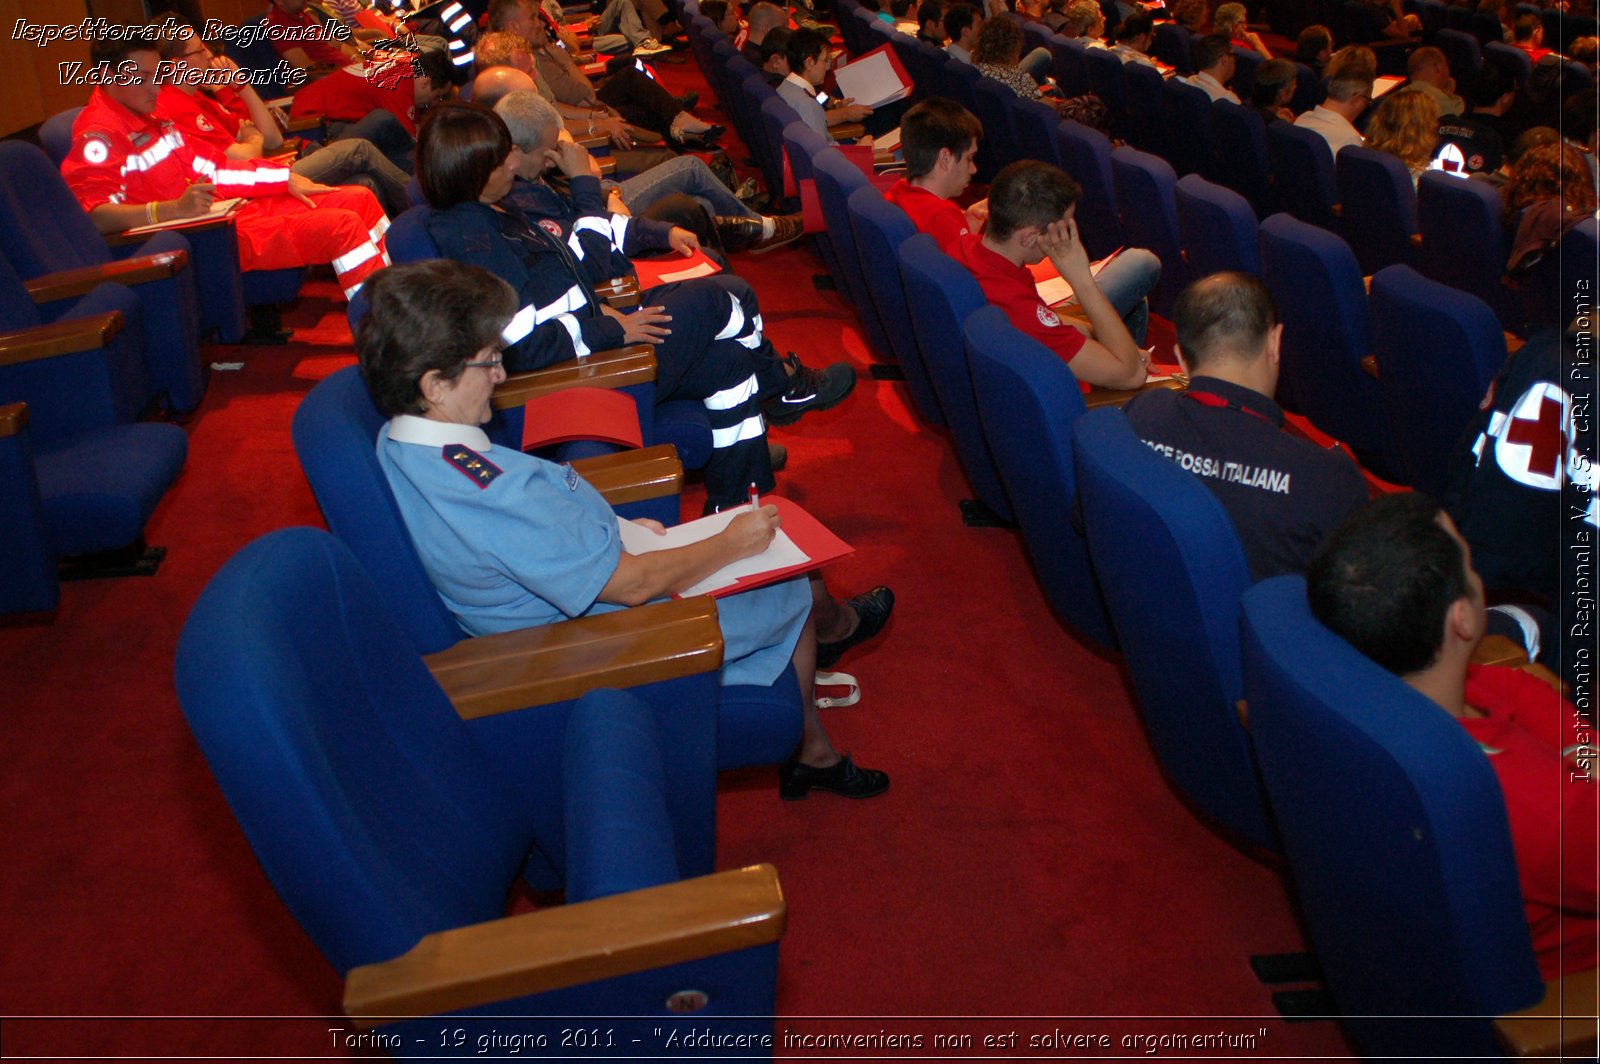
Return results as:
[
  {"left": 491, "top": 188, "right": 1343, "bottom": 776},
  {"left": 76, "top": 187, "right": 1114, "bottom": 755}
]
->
[
  {"left": 817, "top": 585, "right": 894, "bottom": 670},
  {"left": 779, "top": 753, "right": 889, "bottom": 800},
  {"left": 675, "top": 90, "right": 700, "bottom": 112},
  {"left": 763, "top": 352, "right": 856, "bottom": 426},
  {"left": 768, "top": 441, "right": 788, "bottom": 472},
  {"left": 674, "top": 124, "right": 725, "bottom": 149},
  {"left": 748, "top": 212, "right": 803, "bottom": 254},
  {"left": 714, "top": 214, "right": 764, "bottom": 252}
]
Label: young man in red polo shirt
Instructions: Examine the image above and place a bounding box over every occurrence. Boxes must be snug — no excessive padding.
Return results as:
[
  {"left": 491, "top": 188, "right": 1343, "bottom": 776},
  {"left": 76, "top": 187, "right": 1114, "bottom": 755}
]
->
[
  {"left": 883, "top": 98, "right": 990, "bottom": 252},
  {"left": 947, "top": 160, "right": 1155, "bottom": 390},
  {"left": 64, "top": 28, "right": 389, "bottom": 303},
  {"left": 1308, "top": 492, "right": 1597, "bottom": 981}
]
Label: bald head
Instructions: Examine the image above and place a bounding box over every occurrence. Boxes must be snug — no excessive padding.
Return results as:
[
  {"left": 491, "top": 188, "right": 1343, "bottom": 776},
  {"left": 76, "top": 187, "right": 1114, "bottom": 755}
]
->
[{"left": 472, "top": 66, "right": 538, "bottom": 108}]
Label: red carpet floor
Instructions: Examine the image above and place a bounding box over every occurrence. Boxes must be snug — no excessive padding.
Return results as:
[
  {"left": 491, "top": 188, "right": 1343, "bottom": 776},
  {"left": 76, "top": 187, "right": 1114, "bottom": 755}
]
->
[{"left": 0, "top": 50, "right": 1355, "bottom": 1062}]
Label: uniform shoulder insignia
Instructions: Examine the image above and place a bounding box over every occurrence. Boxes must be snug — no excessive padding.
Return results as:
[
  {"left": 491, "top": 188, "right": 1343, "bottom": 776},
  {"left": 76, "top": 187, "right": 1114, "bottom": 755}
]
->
[
  {"left": 562, "top": 462, "right": 579, "bottom": 490},
  {"left": 442, "top": 444, "right": 503, "bottom": 488},
  {"left": 79, "top": 132, "right": 113, "bottom": 165}
]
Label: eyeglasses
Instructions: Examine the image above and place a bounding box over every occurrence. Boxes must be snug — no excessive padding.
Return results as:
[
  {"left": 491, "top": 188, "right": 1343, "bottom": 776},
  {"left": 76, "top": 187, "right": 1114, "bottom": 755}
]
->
[{"left": 463, "top": 354, "right": 504, "bottom": 370}]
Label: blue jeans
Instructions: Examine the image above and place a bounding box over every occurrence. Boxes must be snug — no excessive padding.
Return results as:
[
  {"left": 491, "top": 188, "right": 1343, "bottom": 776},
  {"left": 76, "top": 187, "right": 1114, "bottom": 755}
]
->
[
  {"left": 1021, "top": 47, "right": 1052, "bottom": 84},
  {"left": 619, "top": 154, "right": 759, "bottom": 221},
  {"left": 1092, "top": 247, "right": 1161, "bottom": 346}
]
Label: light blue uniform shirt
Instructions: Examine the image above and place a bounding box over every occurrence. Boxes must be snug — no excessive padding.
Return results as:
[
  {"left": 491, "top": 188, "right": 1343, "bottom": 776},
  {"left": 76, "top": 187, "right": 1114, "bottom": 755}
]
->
[{"left": 378, "top": 415, "right": 809, "bottom": 687}]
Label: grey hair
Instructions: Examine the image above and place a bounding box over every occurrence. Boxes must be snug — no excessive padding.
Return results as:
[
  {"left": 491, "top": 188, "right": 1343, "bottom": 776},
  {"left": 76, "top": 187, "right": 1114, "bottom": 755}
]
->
[{"left": 493, "top": 89, "right": 562, "bottom": 151}]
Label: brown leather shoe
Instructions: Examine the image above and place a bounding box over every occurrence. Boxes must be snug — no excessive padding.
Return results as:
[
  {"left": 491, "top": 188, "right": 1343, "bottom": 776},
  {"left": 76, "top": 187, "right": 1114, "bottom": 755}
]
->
[{"left": 749, "top": 213, "right": 804, "bottom": 254}]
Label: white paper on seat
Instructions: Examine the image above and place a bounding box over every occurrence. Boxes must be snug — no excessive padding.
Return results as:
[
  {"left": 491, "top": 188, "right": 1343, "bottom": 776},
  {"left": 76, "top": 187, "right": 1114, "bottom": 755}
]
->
[
  {"left": 616, "top": 509, "right": 810, "bottom": 596},
  {"left": 1372, "top": 75, "right": 1406, "bottom": 99},
  {"left": 874, "top": 127, "right": 902, "bottom": 153},
  {"left": 654, "top": 259, "right": 720, "bottom": 282},
  {"left": 834, "top": 51, "right": 912, "bottom": 109}
]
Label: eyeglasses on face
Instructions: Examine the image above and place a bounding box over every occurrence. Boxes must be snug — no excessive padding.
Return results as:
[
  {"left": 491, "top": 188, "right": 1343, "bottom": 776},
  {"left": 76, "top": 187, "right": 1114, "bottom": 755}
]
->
[{"left": 463, "top": 353, "right": 505, "bottom": 370}]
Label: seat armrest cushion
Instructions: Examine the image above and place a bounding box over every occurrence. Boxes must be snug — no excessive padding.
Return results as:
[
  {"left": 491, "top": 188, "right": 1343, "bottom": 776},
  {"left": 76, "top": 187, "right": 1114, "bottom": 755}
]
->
[
  {"left": 25, "top": 251, "right": 188, "bottom": 303},
  {"left": 491, "top": 346, "right": 657, "bottom": 410},
  {"left": 571, "top": 444, "right": 683, "bottom": 505},
  {"left": 0, "top": 314, "right": 122, "bottom": 368},
  {"left": 1084, "top": 375, "right": 1186, "bottom": 410}
]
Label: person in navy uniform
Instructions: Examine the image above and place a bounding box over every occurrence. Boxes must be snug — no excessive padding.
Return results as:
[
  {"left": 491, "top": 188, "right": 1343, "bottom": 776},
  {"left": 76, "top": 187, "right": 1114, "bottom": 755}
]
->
[
  {"left": 360, "top": 259, "right": 890, "bottom": 799},
  {"left": 1121, "top": 272, "right": 1369, "bottom": 581}
]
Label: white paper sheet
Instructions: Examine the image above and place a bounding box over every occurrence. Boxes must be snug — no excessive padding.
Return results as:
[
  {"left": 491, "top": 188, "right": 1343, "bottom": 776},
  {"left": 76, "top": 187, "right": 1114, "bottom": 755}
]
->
[
  {"left": 654, "top": 259, "right": 720, "bottom": 283},
  {"left": 833, "top": 50, "right": 912, "bottom": 109},
  {"left": 616, "top": 510, "right": 810, "bottom": 596},
  {"left": 122, "top": 198, "right": 241, "bottom": 235}
]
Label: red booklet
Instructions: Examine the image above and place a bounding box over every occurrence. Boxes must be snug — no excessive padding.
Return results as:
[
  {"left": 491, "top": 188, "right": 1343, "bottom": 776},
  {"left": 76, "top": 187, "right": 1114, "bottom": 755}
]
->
[
  {"left": 631, "top": 247, "right": 722, "bottom": 288},
  {"left": 520, "top": 386, "right": 644, "bottom": 451}
]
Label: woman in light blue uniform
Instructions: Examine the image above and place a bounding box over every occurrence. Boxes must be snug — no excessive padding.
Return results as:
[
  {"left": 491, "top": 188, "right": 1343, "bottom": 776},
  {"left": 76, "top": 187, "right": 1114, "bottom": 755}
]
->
[{"left": 358, "top": 259, "right": 888, "bottom": 799}]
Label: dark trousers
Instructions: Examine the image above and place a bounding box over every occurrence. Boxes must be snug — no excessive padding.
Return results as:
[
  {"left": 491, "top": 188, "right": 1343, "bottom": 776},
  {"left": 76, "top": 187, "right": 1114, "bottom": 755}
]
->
[{"left": 596, "top": 66, "right": 683, "bottom": 140}]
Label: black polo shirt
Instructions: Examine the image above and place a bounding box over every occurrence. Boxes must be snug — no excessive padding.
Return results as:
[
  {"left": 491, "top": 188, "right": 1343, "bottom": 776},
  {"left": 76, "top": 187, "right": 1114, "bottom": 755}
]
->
[
  {"left": 1122, "top": 376, "right": 1369, "bottom": 581},
  {"left": 1436, "top": 111, "right": 1507, "bottom": 175}
]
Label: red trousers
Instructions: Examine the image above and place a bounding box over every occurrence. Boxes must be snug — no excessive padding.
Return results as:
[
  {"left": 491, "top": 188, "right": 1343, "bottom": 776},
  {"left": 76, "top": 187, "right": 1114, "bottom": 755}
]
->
[{"left": 234, "top": 187, "right": 390, "bottom": 300}]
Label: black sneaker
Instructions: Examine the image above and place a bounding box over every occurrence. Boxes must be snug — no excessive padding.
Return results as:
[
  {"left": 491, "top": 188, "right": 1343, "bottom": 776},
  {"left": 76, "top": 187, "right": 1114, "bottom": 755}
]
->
[{"left": 763, "top": 352, "right": 856, "bottom": 426}]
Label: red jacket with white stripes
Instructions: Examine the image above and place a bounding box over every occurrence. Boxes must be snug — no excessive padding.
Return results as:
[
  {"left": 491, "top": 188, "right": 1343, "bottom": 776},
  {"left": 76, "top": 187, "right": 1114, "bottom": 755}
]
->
[{"left": 62, "top": 88, "right": 291, "bottom": 213}]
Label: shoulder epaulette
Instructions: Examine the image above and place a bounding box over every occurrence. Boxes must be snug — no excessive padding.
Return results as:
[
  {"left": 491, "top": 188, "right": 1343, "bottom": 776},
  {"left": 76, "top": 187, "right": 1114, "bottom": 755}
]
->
[{"left": 442, "top": 444, "right": 502, "bottom": 488}]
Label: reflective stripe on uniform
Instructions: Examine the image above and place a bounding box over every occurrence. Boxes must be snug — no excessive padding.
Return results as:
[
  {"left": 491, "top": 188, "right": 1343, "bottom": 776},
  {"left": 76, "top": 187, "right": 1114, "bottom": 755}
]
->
[
  {"left": 710, "top": 414, "right": 765, "bottom": 448},
  {"left": 703, "top": 373, "right": 760, "bottom": 411}
]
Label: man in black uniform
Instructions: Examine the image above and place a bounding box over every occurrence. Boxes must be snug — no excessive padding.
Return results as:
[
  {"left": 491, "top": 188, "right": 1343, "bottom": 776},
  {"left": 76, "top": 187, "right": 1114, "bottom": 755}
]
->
[
  {"left": 1122, "top": 272, "right": 1369, "bottom": 580},
  {"left": 1435, "top": 62, "right": 1516, "bottom": 176}
]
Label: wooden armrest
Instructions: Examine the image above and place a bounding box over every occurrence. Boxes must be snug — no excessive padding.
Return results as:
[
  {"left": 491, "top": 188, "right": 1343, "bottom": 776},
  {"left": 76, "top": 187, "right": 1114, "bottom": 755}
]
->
[
  {"left": 598, "top": 156, "right": 617, "bottom": 177},
  {"left": 424, "top": 594, "right": 723, "bottom": 719},
  {"left": 1495, "top": 965, "right": 1599, "bottom": 1058},
  {"left": 26, "top": 250, "right": 188, "bottom": 303},
  {"left": 1361, "top": 354, "right": 1379, "bottom": 379},
  {"left": 283, "top": 113, "right": 324, "bottom": 133},
  {"left": 571, "top": 444, "right": 683, "bottom": 506},
  {"left": 833, "top": 123, "right": 867, "bottom": 141},
  {"left": 595, "top": 276, "right": 641, "bottom": 309},
  {"left": 0, "top": 313, "right": 123, "bottom": 368},
  {"left": 344, "top": 863, "right": 785, "bottom": 1026},
  {"left": 575, "top": 131, "right": 609, "bottom": 151},
  {"left": 0, "top": 403, "right": 28, "bottom": 438},
  {"left": 492, "top": 345, "right": 657, "bottom": 411},
  {"left": 1084, "top": 375, "right": 1186, "bottom": 410},
  {"left": 105, "top": 216, "right": 231, "bottom": 248},
  {"left": 1472, "top": 634, "right": 1529, "bottom": 669}
]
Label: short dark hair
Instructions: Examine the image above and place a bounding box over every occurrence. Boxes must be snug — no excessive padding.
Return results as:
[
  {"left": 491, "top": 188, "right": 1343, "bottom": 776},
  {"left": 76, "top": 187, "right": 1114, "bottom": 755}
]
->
[
  {"left": 786, "top": 27, "right": 830, "bottom": 75},
  {"left": 1563, "top": 85, "right": 1598, "bottom": 142},
  {"left": 890, "top": 0, "right": 914, "bottom": 17},
  {"left": 1469, "top": 60, "right": 1516, "bottom": 108},
  {"left": 417, "top": 102, "right": 513, "bottom": 209},
  {"left": 414, "top": 46, "right": 453, "bottom": 90},
  {"left": 1513, "top": 12, "right": 1540, "bottom": 41},
  {"left": 943, "top": 3, "right": 982, "bottom": 41},
  {"left": 1115, "top": 11, "right": 1154, "bottom": 42},
  {"left": 900, "top": 97, "right": 983, "bottom": 178},
  {"left": 356, "top": 260, "right": 518, "bottom": 418},
  {"left": 986, "top": 160, "right": 1081, "bottom": 241},
  {"left": 919, "top": 0, "right": 945, "bottom": 28},
  {"left": 90, "top": 24, "right": 160, "bottom": 67},
  {"left": 1296, "top": 24, "right": 1332, "bottom": 66},
  {"left": 1253, "top": 58, "right": 1296, "bottom": 107},
  {"left": 1307, "top": 493, "right": 1471, "bottom": 676},
  {"left": 1192, "top": 34, "right": 1233, "bottom": 73},
  {"left": 759, "top": 26, "right": 792, "bottom": 64},
  {"left": 1172, "top": 272, "right": 1279, "bottom": 370},
  {"left": 699, "top": 0, "right": 729, "bottom": 24}
]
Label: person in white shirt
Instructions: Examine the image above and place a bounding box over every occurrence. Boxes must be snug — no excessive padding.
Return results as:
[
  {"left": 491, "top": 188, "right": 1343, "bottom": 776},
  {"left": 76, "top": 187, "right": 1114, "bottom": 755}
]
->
[
  {"left": 1109, "top": 12, "right": 1160, "bottom": 68},
  {"left": 1186, "top": 34, "right": 1242, "bottom": 103},
  {"left": 1293, "top": 58, "right": 1373, "bottom": 159}
]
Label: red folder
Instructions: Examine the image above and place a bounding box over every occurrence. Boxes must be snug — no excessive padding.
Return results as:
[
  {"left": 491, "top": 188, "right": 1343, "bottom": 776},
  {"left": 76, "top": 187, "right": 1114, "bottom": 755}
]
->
[
  {"left": 520, "top": 387, "right": 644, "bottom": 451},
  {"left": 631, "top": 247, "right": 722, "bottom": 288},
  {"left": 681, "top": 496, "right": 854, "bottom": 599}
]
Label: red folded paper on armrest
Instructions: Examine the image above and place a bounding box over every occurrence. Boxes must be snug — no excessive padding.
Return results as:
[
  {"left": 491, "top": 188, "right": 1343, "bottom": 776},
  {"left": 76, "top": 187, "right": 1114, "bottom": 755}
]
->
[{"left": 520, "top": 386, "right": 644, "bottom": 452}]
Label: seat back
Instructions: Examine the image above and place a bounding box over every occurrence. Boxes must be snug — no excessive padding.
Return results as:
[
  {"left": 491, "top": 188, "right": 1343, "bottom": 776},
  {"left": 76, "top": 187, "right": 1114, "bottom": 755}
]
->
[
  {"left": 1123, "top": 62, "right": 1170, "bottom": 159},
  {"left": 941, "top": 56, "right": 982, "bottom": 112},
  {"left": 1266, "top": 121, "right": 1340, "bottom": 230},
  {"left": 812, "top": 148, "right": 888, "bottom": 352},
  {"left": 1210, "top": 99, "right": 1273, "bottom": 211},
  {"left": 1258, "top": 213, "right": 1391, "bottom": 457},
  {"left": 896, "top": 234, "right": 1012, "bottom": 521},
  {"left": 0, "top": 404, "right": 55, "bottom": 614},
  {"left": 1290, "top": 60, "right": 1325, "bottom": 114},
  {"left": 758, "top": 92, "right": 803, "bottom": 203},
  {"left": 742, "top": 75, "right": 787, "bottom": 198},
  {"left": 1231, "top": 46, "right": 1262, "bottom": 101},
  {"left": 972, "top": 77, "right": 1023, "bottom": 180},
  {"left": 290, "top": 366, "right": 465, "bottom": 655},
  {"left": 1369, "top": 265, "right": 1506, "bottom": 495},
  {"left": 1110, "top": 146, "right": 1185, "bottom": 318},
  {"left": 1009, "top": 98, "right": 1067, "bottom": 169},
  {"left": 845, "top": 186, "right": 945, "bottom": 427},
  {"left": 1484, "top": 40, "right": 1532, "bottom": 84},
  {"left": 175, "top": 527, "right": 537, "bottom": 975},
  {"left": 1050, "top": 35, "right": 1090, "bottom": 96},
  {"left": 963, "top": 307, "right": 1112, "bottom": 644},
  {"left": 1239, "top": 575, "right": 1544, "bottom": 1057},
  {"left": 1417, "top": 170, "right": 1518, "bottom": 331},
  {"left": 1162, "top": 75, "right": 1217, "bottom": 179},
  {"left": 1057, "top": 120, "right": 1126, "bottom": 259},
  {"left": 385, "top": 204, "right": 442, "bottom": 263},
  {"left": 40, "top": 108, "right": 81, "bottom": 166},
  {"left": 1075, "top": 407, "right": 1274, "bottom": 848},
  {"left": 1175, "top": 174, "right": 1262, "bottom": 278},
  {"left": 1435, "top": 29, "right": 1483, "bottom": 87},
  {"left": 1335, "top": 145, "right": 1420, "bottom": 274},
  {"left": 781, "top": 120, "right": 837, "bottom": 278},
  {"left": 1083, "top": 47, "right": 1130, "bottom": 139},
  {"left": 1151, "top": 23, "right": 1195, "bottom": 73},
  {"left": 0, "top": 140, "right": 112, "bottom": 275}
]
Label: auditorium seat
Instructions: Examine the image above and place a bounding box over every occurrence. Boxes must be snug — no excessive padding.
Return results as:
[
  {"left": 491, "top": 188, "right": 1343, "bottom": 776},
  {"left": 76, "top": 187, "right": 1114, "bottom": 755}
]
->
[
  {"left": 0, "top": 142, "right": 208, "bottom": 411},
  {"left": 1240, "top": 575, "right": 1562, "bottom": 1059},
  {"left": 1290, "top": 61, "right": 1326, "bottom": 115},
  {"left": 1175, "top": 174, "right": 1262, "bottom": 278},
  {"left": 291, "top": 366, "right": 804, "bottom": 881},
  {"left": 1151, "top": 22, "right": 1196, "bottom": 74},
  {"left": 1417, "top": 170, "right": 1520, "bottom": 332},
  {"left": 1083, "top": 47, "right": 1131, "bottom": 141},
  {"left": 1484, "top": 41, "right": 1532, "bottom": 85},
  {"left": 897, "top": 233, "right": 1013, "bottom": 524},
  {"left": 1210, "top": 99, "right": 1274, "bottom": 214},
  {"left": 175, "top": 527, "right": 786, "bottom": 1047},
  {"left": 1258, "top": 213, "right": 1393, "bottom": 467},
  {"left": 1335, "top": 145, "right": 1421, "bottom": 274},
  {"left": 963, "top": 306, "right": 1114, "bottom": 645},
  {"left": 1123, "top": 62, "right": 1171, "bottom": 160},
  {"left": 1370, "top": 265, "right": 1507, "bottom": 495},
  {"left": 1435, "top": 29, "right": 1484, "bottom": 88},
  {"left": 1230, "top": 46, "right": 1262, "bottom": 102},
  {"left": 1057, "top": 120, "right": 1127, "bottom": 260},
  {"left": 1515, "top": 215, "right": 1598, "bottom": 332},
  {"left": 972, "top": 78, "right": 1025, "bottom": 180},
  {"left": 813, "top": 148, "right": 893, "bottom": 357},
  {"left": 1266, "top": 121, "right": 1341, "bottom": 232},
  {"left": 781, "top": 119, "right": 840, "bottom": 279},
  {"left": 759, "top": 94, "right": 805, "bottom": 210},
  {"left": 1162, "top": 75, "right": 1218, "bottom": 179},
  {"left": 1009, "top": 98, "right": 1068, "bottom": 170},
  {"left": 1075, "top": 407, "right": 1276, "bottom": 851},
  {"left": 1110, "top": 146, "right": 1187, "bottom": 319},
  {"left": 1050, "top": 35, "right": 1091, "bottom": 97},
  {"left": 846, "top": 186, "right": 946, "bottom": 426}
]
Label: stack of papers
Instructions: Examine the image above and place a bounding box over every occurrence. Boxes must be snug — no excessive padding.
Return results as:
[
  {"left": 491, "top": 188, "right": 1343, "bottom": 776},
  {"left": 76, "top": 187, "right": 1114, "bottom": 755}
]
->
[{"left": 833, "top": 45, "right": 913, "bottom": 109}]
